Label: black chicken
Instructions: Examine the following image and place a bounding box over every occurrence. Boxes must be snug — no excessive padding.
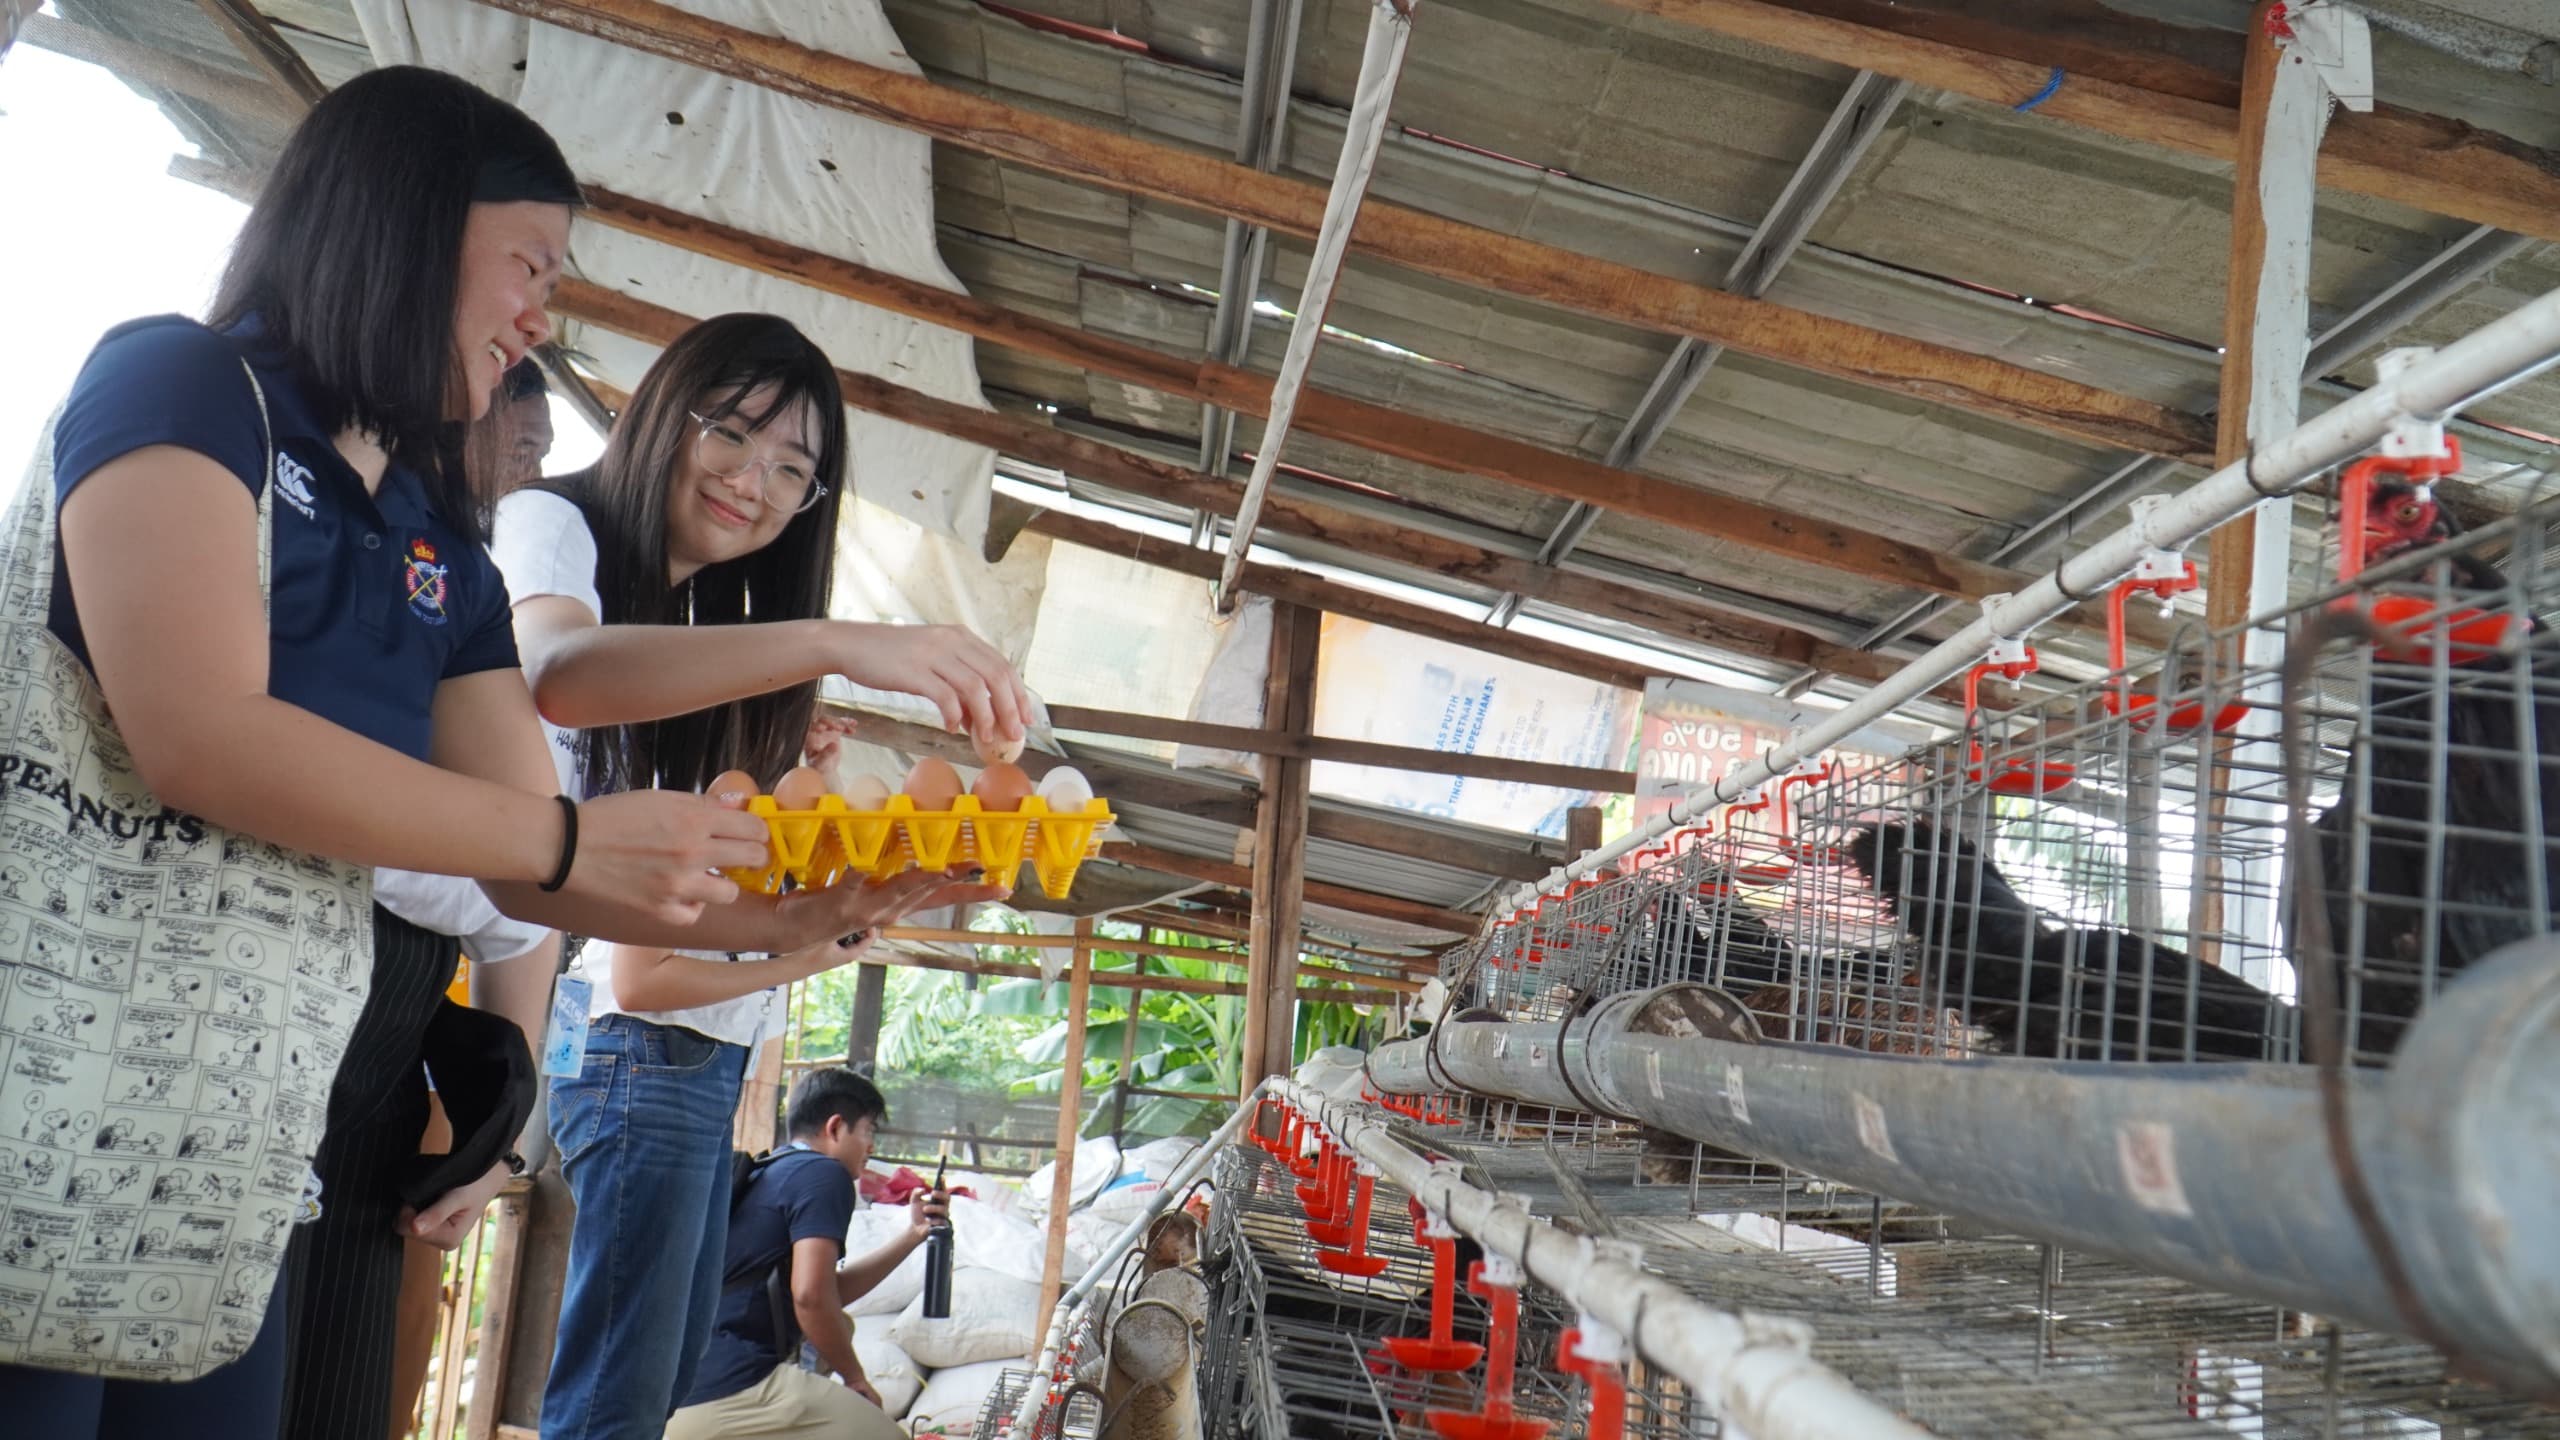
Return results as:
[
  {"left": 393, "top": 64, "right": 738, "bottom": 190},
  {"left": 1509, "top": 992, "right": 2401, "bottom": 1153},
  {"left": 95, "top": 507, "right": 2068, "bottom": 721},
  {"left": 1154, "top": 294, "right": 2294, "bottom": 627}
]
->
[
  {"left": 1649, "top": 880, "right": 1795, "bottom": 993},
  {"left": 1848, "top": 821, "right": 2289, "bottom": 1061},
  {"left": 2302, "top": 481, "right": 2560, "bottom": 1056}
]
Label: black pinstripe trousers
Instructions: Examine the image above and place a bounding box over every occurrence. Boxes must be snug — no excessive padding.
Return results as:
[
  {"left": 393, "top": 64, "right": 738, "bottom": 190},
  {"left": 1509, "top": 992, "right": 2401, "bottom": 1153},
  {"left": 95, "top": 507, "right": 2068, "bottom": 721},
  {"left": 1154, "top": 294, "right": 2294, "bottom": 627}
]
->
[{"left": 278, "top": 907, "right": 459, "bottom": 1440}]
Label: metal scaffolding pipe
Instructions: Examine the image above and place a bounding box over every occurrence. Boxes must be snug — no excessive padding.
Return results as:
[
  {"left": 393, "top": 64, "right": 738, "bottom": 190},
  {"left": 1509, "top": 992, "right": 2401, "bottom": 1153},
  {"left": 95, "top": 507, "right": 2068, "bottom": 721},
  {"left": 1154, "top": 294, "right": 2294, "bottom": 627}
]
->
[
  {"left": 1214, "top": 0, "right": 1414, "bottom": 606},
  {"left": 1370, "top": 945, "right": 2560, "bottom": 1394},
  {"left": 1496, "top": 280, "right": 2560, "bottom": 915},
  {"left": 1011, "top": 1097, "right": 1257, "bottom": 1438},
  {"left": 1270, "top": 1079, "right": 1939, "bottom": 1440}
]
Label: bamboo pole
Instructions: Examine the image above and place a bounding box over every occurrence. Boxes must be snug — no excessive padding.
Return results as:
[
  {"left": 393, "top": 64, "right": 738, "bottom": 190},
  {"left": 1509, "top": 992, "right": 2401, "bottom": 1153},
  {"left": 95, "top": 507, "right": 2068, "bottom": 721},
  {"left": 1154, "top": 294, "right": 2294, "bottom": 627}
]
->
[
  {"left": 462, "top": 1187, "right": 533, "bottom": 1440},
  {"left": 1033, "top": 920, "right": 1096, "bottom": 1335}
]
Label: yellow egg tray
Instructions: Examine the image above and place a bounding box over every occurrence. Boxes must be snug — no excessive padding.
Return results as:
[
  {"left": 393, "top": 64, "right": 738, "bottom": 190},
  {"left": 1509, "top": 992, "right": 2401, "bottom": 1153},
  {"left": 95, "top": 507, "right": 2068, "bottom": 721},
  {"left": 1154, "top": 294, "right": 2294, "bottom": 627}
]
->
[{"left": 724, "top": 793, "right": 1114, "bottom": 900}]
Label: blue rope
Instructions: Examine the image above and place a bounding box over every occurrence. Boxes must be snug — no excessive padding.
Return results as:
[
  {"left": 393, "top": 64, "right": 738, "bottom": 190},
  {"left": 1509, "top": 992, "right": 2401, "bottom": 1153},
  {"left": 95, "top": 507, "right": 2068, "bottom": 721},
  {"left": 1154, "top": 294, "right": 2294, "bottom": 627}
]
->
[{"left": 2013, "top": 68, "right": 2066, "bottom": 112}]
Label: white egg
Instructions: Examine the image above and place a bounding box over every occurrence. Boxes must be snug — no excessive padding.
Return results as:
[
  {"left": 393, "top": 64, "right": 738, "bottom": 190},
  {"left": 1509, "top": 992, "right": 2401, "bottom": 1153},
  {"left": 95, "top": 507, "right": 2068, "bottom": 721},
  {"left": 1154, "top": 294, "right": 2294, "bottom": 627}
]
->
[
  {"left": 842, "top": 774, "right": 893, "bottom": 810},
  {"left": 1036, "top": 766, "right": 1094, "bottom": 812}
]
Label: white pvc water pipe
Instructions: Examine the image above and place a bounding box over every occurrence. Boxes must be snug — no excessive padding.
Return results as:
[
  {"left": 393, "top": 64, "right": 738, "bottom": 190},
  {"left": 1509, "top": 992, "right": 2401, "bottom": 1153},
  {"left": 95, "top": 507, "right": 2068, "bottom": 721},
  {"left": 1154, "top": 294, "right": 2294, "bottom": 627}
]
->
[
  {"left": 1214, "top": 0, "right": 1415, "bottom": 606},
  {"left": 1494, "top": 281, "right": 2560, "bottom": 917},
  {"left": 1273, "top": 1080, "right": 1938, "bottom": 1440}
]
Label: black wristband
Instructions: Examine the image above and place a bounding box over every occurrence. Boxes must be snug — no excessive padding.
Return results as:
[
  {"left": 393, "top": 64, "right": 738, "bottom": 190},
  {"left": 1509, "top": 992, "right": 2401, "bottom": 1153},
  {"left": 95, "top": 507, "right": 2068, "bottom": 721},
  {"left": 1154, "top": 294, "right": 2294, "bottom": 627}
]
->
[{"left": 539, "top": 794, "right": 579, "bottom": 894}]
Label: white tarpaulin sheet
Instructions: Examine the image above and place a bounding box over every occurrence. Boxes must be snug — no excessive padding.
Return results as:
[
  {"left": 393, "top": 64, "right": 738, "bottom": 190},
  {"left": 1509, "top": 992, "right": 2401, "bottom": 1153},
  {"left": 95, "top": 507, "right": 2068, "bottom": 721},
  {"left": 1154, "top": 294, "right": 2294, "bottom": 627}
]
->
[
  {"left": 1019, "top": 543, "right": 1248, "bottom": 769},
  {"left": 1309, "top": 616, "right": 1639, "bottom": 840},
  {"left": 350, "top": 0, "right": 1005, "bottom": 557}
]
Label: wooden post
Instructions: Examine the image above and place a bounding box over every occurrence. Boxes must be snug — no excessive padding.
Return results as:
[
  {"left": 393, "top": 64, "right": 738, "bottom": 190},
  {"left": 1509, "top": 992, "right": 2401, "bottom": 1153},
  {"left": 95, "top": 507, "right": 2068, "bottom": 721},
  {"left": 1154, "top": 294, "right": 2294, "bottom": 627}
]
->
[
  {"left": 463, "top": 1186, "right": 533, "bottom": 1440},
  {"left": 1033, "top": 919, "right": 1096, "bottom": 1335},
  {"left": 1106, "top": 953, "right": 1145, "bottom": 1144},
  {"left": 848, "top": 963, "right": 887, "bottom": 1074},
  {"left": 732, "top": 1038, "right": 786, "bottom": 1153},
  {"left": 2205, "top": 1, "right": 2305, "bottom": 634},
  {"left": 429, "top": 1211, "right": 489, "bottom": 1439},
  {"left": 1566, "top": 805, "right": 1604, "bottom": 864},
  {"left": 2200, "top": 0, "right": 2327, "bottom": 972},
  {"left": 1242, "top": 603, "right": 1320, "bottom": 1092}
]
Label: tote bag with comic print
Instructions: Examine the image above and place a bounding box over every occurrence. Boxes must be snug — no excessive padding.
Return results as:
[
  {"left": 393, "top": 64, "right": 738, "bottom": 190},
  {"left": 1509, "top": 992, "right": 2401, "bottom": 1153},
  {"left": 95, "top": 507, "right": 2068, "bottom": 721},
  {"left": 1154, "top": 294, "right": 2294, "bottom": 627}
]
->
[{"left": 0, "top": 361, "right": 372, "bottom": 1381}]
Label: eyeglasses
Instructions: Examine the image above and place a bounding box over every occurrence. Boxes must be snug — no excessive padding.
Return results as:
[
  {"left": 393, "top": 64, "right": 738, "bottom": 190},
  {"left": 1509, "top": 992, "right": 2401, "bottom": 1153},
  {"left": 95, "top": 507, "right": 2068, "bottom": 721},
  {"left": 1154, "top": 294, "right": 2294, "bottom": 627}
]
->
[{"left": 690, "top": 411, "right": 829, "bottom": 516}]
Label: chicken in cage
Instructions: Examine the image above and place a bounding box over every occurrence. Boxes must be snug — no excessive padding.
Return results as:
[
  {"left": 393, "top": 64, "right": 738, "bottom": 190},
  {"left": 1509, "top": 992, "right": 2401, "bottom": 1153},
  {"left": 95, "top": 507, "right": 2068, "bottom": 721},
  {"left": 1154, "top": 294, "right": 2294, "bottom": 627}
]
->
[
  {"left": 1774, "top": 471, "right": 2560, "bottom": 1068},
  {"left": 1442, "top": 777, "right": 1961, "bottom": 1058},
  {"left": 2291, "top": 449, "right": 2560, "bottom": 1060}
]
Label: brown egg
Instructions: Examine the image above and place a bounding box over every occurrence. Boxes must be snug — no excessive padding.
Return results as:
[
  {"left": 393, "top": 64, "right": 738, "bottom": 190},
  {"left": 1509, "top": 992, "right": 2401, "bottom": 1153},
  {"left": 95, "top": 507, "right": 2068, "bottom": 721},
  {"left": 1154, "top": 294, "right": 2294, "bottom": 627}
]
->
[
  {"left": 842, "top": 773, "right": 893, "bottom": 811},
  {"left": 772, "top": 765, "right": 829, "bottom": 810},
  {"left": 902, "top": 756, "right": 963, "bottom": 809},
  {"left": 706, "top": 769, "right": 761, "bottom": 808},
  {"left": 972, "top": 728, "right": 1026, "bottom": 765},
  {"left": 970, "top": 762, "right": 1036, "bottom": 811}
]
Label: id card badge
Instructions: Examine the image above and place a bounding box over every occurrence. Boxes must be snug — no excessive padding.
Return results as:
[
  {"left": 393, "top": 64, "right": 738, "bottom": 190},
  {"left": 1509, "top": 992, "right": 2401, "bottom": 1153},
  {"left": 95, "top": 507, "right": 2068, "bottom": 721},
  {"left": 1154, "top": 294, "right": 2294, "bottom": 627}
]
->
[{"left": 542, "top": 974, "right": 593, "bottom": 1079}]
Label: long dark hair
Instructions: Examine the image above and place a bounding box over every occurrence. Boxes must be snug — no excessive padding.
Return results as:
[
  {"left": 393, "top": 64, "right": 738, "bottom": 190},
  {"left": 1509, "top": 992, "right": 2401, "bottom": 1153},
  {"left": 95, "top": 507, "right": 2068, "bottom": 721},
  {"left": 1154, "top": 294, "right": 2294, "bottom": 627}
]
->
[
  {"left": 210, "top": 66, "right": 579, "bottom": 539},
  {"left": 545, "top": 314, "right": 849, "bottom": 795}
]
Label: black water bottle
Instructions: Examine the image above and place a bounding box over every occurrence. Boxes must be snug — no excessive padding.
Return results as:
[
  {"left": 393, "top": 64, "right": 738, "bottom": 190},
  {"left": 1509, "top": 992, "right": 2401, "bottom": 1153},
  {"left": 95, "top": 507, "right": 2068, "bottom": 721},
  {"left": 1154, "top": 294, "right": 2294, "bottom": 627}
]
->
[{"left": 920, "top": 1157, "right": 954, "bottom": 1320}]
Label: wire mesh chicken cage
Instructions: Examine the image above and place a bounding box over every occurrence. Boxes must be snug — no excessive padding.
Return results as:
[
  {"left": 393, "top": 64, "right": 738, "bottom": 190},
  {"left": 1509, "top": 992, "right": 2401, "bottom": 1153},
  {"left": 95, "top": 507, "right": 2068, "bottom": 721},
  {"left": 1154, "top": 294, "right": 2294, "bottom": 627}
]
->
[
  {"left": 1785, "top": 474, "right": 2560, "bottom": 1068},
  {"left": 1230, "top": 1094, "right": 2560, "bottom": 1439},
  {"left": 1367, "top": 464, "right": 2560, "bottom": 1431},
  {"left": 978, "top": 1365, "right": 1108, "bottom": 1440},
  {"left": 1444, "top": 478, "right": 2560, "bottom": 1070}
]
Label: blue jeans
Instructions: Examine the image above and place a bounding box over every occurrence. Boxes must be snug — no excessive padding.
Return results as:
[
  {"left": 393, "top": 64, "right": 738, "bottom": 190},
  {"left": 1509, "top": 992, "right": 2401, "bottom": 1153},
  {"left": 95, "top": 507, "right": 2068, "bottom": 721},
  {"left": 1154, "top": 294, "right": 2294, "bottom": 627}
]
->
[{"left": 540, "top": 1015, "right": 749, "bottom": 1440}]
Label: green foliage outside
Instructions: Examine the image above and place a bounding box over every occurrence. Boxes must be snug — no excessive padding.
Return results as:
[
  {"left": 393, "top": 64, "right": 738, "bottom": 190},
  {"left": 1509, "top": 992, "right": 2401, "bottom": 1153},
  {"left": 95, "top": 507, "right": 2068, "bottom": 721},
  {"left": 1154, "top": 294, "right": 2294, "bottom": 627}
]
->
[{"left": 786, "top": 910, "right": 1379, "bottom": 1144}]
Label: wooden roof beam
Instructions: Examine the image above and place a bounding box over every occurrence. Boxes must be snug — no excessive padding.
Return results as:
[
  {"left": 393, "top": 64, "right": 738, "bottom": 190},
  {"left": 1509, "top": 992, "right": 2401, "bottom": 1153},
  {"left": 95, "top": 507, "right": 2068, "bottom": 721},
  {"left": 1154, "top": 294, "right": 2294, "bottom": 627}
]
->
[
  {"left": 856, "top": 939, "right": 1406, "bottom": 1004},
  {"left": 477, "top": 0, "right": 2216, "bottom": 469},
  {"left": 561, "top": 204, "right": 2162, "bottom": 657},
  {"left": 574, "top": 192, "right": 2049, "bottom": 604},
  {"left": 547, "top": 277, "right": 1927, "bottom": 687},
  {"left": 555, "top": 277, "right": 1992, "bottom": 708},
  {"left": 1102, "top": 841, "right": 1481, "bottom": 936},
  {"left": 838, "top": 703, "right": 1566, "bottom": 885},
  {"left": 1120, "top": 906, "right": 1445, "bottom": 969},
  {"left": 1045, "top": 704, "right": 1637, "bottom": 794},
  {"left": 23, "top": 14, "right": 306, "bottom": 127},
  {"left": 550, "top": 275, "right": 2007, "bottom": 691},
  {"left": 1006, "top": 501, "right": 1660, "bottom": 695},
  {"left": 1597, "top": 0, "right": 2560, "bottom": 247},
  {"left": 192, "top": 0, "right": 328, "bottom": 110}
]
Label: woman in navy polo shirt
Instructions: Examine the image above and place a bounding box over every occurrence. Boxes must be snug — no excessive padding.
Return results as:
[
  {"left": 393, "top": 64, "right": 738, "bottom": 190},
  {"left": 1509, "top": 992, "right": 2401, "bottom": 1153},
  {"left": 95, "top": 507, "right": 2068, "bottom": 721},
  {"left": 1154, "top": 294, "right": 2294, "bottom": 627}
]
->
[{"left": 7, "top": 68, "right": 907, "bottom": 1439}]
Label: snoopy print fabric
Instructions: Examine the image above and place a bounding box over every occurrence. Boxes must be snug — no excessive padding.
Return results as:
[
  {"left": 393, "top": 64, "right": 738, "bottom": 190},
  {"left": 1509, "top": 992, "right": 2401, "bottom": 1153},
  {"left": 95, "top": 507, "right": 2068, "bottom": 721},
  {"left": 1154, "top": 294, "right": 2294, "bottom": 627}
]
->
[{"left": 0, "top": 374, "right": 373, "bottom": 1381}]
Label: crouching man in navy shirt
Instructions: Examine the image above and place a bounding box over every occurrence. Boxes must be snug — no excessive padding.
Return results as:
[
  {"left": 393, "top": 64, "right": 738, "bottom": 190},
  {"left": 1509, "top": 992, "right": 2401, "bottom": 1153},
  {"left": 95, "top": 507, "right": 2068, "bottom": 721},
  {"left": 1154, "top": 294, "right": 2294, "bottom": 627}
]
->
[{"left": 668, "top": 1068, "right": 944, "bottom": 1440}]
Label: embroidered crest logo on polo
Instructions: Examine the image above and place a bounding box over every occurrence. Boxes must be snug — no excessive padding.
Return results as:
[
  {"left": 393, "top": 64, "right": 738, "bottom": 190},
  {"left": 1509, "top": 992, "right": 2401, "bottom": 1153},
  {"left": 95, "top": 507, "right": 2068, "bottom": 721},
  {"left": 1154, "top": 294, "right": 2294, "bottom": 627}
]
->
[{"left": 402, "top": 538, "right": 449, "bottom": 626}]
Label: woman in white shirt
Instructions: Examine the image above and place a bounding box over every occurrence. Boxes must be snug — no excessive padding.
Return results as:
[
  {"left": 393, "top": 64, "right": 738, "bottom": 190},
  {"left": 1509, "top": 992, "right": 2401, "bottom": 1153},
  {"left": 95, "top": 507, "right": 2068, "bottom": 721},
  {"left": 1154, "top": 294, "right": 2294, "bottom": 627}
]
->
[{"left": 494, "top": 313, "right": 1030, "bottom": 1440}]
